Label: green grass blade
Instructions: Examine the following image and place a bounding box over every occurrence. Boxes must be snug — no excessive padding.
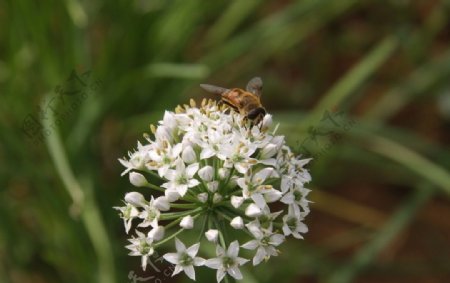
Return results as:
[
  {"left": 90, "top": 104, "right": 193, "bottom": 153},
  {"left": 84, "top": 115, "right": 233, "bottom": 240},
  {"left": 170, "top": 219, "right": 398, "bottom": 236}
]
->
[
  {"left": 364, "top": 48, "right": 450, "bottom": 121},
  {"left": 204, "top": 0, "right": 263, "bottom": 46},
  {"left": 41, "top": 94, "right": 116, "bottom": 283},
  {"left": 301, "top": 36, "right": 398, "bottom": 128},
  {"left": 326, "top": 184, "right": 435, "bottom": 283},
  {"left": 364, "top": 133, "right": 450, "bottom": 196}
]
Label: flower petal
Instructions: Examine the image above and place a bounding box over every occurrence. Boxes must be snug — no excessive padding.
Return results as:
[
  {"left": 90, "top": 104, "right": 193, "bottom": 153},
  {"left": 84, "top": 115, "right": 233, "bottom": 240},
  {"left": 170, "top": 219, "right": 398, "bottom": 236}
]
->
[
  {"left": 175, "top": 238, "right": 186, "bottom": 252},
  {"left": 251, "top": 193, "right": 267, "bottom": 209},
  {"left": 193, "top": 257, "right": 206, "bottom": 266},
  {"left": 205, "top": 258, "right": 222, "bottom": 269},
  {"left": 253, "top": 247, "right": 266, "bottom": 266},
  {"left": 163, "top": 253, "right": 179, "bottom": 265},
  {"left": 172, "top": 264, "right": 183, "bottom": 276},
  {"left": 186, "top": 163, "right": 199, "bottom": 177},
  {"left": 186, "top": 243, "right": 200, "bottom": 258},
  {"left": 184, "top": 265, "right": 196, "bottom": 280},
  {"left": 217, "top": 268, "right": 226, "bottom": 283},
  {"left": 241, "top": 240, "right": 258, "bottom": 250},
  {"left": 228, "top": 266, "right": 243, "bottom": 280},
  {"left": 227, "top": 241, "right": 240, "bottom": 258}
]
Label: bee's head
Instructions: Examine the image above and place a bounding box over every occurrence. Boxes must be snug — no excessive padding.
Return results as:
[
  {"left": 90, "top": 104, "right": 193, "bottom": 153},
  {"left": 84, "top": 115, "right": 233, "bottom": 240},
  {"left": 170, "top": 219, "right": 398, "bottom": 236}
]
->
[{"left": 247, "top": 107, "right": 266, "bottom": 121}]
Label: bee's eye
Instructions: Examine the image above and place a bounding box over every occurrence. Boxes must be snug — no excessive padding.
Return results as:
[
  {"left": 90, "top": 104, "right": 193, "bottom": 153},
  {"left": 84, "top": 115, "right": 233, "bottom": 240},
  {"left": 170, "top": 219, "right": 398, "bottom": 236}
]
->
[{"left": 247, "top": 107, "right": 266, "bottom": 120}]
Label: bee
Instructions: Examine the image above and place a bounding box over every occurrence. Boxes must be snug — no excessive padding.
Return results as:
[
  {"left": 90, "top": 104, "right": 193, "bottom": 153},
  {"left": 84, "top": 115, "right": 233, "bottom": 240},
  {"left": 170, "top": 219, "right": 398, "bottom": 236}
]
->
[{"left": 200, "top": 77, "right": 266, "bottom": 125}]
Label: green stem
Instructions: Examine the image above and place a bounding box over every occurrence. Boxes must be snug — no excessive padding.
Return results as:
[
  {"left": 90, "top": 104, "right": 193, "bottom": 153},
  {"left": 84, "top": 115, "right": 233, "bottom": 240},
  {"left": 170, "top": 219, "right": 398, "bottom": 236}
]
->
[
  {"left": 197, "top": 212, "right": 210, "bottom": 242},
  {"left": 212, "top": 216, "right": 228, "bottom": 248},
  {"left": 216, "top": 208, "right": 255, "bottom": 237},
  {"left": 160, "top": 207, "right": 202, "bottom": 220},
  {"left": 155, "top": 228, "right": 185, "bottom": 248},
  {"left": 144, "top": 183, "right": 165, "bottom": 193},
  {"left": 170, "top": 203, "right": 198, "bottom": 209},
  {"left": 163, "top": 218, "right": 182, "bottom": 230},
  {"left": 221, "top": 167, "right": 235, "bottom": 194},
  {"left": 145, "top": 170, "right": 164, "bottom": 181},
  {"left": 155, "top": 212, "right": 204, "bottom": 247}
]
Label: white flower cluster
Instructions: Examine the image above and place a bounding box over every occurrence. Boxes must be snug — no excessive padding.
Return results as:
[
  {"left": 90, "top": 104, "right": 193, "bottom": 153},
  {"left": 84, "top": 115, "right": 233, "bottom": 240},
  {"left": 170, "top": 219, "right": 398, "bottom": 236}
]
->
[{"left": 115, "top": 99, "right": 311, "bottom": 282}]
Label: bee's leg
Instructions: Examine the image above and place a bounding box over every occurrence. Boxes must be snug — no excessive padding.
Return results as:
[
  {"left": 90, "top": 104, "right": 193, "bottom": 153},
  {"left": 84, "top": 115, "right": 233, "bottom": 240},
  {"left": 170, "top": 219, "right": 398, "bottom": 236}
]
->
[
  {"left": 246, "top": 108, "right": 266, "bottom": 128},
  {"left": 257, "top": 113, "right": 265, "bottom": 130}
]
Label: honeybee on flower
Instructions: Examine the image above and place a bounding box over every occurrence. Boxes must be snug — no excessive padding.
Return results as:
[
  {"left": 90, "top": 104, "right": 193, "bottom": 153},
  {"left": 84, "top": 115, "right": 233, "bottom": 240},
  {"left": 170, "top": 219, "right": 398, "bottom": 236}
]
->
[{"left": 115, "top": 81, "right": 311, "bottom": 282}]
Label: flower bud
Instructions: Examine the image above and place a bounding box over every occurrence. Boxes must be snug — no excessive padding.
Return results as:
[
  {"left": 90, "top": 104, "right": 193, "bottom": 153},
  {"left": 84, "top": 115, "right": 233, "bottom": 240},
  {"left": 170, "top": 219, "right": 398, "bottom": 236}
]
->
[
  {"left": 212, "top": 193, "right": 223, "bottom": 204},
  {"left": 260, "top": 144, "right": 278, "bottom": 159},
  {"left": 182, "top": 145, "right": 197, "bottom": 164},
  {"left": 218, "top": 168, "right": 229, "bottom": 180},
  {"left": 148, "top": 226, "right": 165, "bottom": 241},
  {"left": 261, "top": 114, "right": 273, "bottom": 130},
  {"left": 129, "top": 172, "right": 148, "bottom": 187},
  {"left": 125, "top": 192, "right": 146, "bottom": 207},
  {"left": 264, "top": 189, "right": 283, "bottom": 203},
  {"left": 231, "top": 196, "right": 244, "bottom": 208},
  {"left": 198, "top": 165, "right": 214, "bottom": 182},
  {"left": 230, "top": 216, "right": 244, "bottom": 229},
  {"left": 165, "top": 189, "right": 180, "bottom": 202},
  {"left": 245, "top": 203, "right": 262, "bottom": 217},
  {"left": 197, "top": 192, "right": 208, "bottom": 203},
  {"left": 205, "top": 229, "right": 218, "bottom": 243},
  {"left": 154, "top": 196, "right": 170, "bottom": 211},
  {"left": 180, "top": 215, "right": 194, "bottom": 229},
  {"left": 207, "top": 181, "right": 218, "bottom": 193}
]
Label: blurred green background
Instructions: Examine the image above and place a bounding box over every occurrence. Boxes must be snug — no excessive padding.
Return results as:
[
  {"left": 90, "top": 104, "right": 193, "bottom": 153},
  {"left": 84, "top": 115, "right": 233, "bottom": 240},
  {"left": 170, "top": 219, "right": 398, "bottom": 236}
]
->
[{"left": 1, "top": 0, "right": 450, "bottom": 282}]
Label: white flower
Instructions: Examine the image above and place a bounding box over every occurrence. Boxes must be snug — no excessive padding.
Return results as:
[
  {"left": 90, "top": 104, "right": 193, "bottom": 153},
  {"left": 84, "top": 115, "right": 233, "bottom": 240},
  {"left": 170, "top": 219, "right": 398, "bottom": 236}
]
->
[
  {"left": 147, "top": 142, "right": 182, "bottom": 177},
  {"left": 117, "top": 97, "right": 313, "bottom": 281},
  {"left": 199, "top": 129, "right": 229, "bottom": 160},
  {"left": 119, "top": 142, "right": 150, "bottom": 176},
  {"left": 250, "top": 207, "right": 283, "bottom": 230},
  {"left": 221, "top": 136, "right": 258, "bottom": 174},
  {"left": 205, "top": 229, "right": 219, "bottom": 243},
  {"left": 230, "top": 216, "right": 244, "bottom": 229},
  {"left": 161, "top": 159, "right": 200, "bottom": 196},
  {"left": 280, "top": 186, "right": 311, "bottom": 217},
  {"left": 237, "top": 167, "right": 280, "bottom": 209},
  {"left": 125, "top": 192, "right": 146, "bottom": 207},
  {"left": 138, "top": 197, "right": 160, "bottom": 228},
  {"left": 126, "top": 230, "right": 154, "bottom": 271},
  {"left": 163, "top": 238, "right": 205, "bottom": 280},
  {"left": 114, "top": 203, "right": 139, "bottom": 234},
  {"left": 205, "top": 241, "right": 249, "bottom": 282},
  {"left": 242, "top": 224, "right": 285, "bottom": 265},
  {"left": 282, "top": 208, "right": 308, "bottom": 239},
  {"left": 180, "top": 215, "right": 194, "bottom": 229}
]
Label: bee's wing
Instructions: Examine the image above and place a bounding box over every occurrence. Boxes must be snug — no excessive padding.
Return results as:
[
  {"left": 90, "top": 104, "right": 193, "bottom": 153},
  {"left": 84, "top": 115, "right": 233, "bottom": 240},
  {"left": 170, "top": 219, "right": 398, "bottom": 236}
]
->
[
  {"left": 199, "top": 84, "right": 229, "bottom": 95},
  {"left": 246, "top": 77, "right": 263, "bottom": 97}
]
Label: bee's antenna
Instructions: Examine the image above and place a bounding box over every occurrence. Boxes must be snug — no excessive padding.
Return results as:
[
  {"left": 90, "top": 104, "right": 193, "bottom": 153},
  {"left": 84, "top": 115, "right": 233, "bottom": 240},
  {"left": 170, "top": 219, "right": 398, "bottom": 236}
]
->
[{"left": 200, "top": 84, "right": 229, "bottom": 95}]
